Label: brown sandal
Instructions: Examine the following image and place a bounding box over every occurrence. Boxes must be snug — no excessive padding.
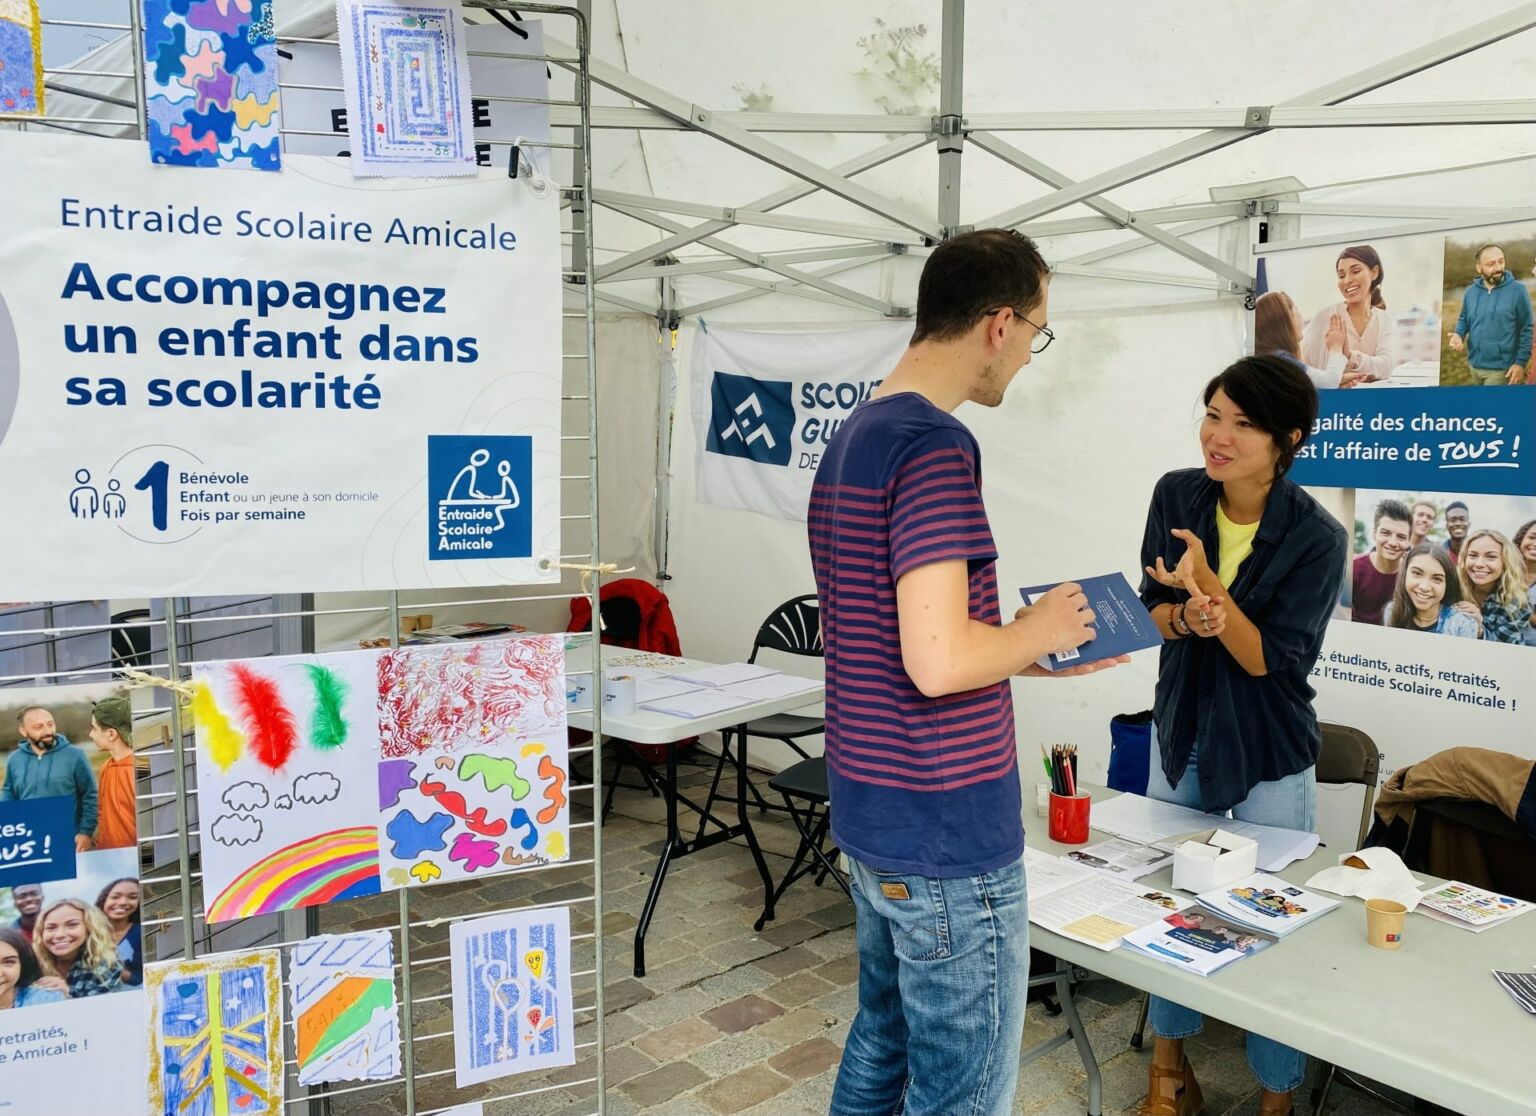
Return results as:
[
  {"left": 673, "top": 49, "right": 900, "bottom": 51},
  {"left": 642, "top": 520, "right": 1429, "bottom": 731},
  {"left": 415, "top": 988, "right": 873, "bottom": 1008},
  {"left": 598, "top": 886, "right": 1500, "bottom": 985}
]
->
[{"left": 1134, "top": 1057, "right": 1205, "bottom": 1116}]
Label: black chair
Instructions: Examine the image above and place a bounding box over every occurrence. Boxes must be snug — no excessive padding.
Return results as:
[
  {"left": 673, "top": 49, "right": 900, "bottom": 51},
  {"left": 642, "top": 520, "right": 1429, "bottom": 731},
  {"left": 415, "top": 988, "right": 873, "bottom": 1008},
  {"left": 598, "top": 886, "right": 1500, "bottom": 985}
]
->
[
  {"left": 754, "top": 756, "right": 849, "bottom": 931},
  {"left": 698, "top": 596, "right": 825, "bottom": 825}
]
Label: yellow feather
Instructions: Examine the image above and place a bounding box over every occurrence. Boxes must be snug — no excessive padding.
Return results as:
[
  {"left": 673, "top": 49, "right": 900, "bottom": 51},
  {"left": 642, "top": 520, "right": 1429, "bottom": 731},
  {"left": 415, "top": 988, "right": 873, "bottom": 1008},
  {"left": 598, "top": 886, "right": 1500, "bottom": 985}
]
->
[{"left": 191, "top": 682, "right": 244, "bottom": 771}]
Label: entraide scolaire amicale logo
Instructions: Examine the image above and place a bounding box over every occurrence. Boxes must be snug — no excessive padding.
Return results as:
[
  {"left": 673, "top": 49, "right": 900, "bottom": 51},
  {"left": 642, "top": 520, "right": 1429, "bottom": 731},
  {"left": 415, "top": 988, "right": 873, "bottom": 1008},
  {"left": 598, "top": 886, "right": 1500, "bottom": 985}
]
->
[
  {"left": 705, "top": 370, "right": 794, "bottom": 467},
  {"left": 425, "top": 434, "right": 533, "bottom": 560}
]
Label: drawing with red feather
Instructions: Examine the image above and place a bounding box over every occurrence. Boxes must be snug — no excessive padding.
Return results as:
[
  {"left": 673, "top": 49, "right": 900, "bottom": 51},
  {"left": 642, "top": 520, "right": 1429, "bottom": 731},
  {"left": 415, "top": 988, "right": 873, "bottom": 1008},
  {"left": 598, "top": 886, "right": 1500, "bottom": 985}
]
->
[{"left": 192, "top": 651, "right": 383, "bottom": 923}]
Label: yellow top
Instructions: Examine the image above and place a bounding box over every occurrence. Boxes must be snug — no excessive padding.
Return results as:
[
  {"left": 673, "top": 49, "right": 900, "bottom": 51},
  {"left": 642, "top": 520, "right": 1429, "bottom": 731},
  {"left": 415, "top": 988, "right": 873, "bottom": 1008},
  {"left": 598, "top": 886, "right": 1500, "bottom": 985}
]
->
[{"left": 1216, "top": 502, "right": 1260, "bottom": 589}]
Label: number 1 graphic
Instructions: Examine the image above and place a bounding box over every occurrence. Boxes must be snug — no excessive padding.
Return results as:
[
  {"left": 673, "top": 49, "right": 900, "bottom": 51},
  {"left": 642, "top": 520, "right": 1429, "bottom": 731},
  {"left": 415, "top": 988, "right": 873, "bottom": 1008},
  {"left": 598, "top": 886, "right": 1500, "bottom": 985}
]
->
[{"left": 135, "top": 460, "right": 169, "bottom": 531}]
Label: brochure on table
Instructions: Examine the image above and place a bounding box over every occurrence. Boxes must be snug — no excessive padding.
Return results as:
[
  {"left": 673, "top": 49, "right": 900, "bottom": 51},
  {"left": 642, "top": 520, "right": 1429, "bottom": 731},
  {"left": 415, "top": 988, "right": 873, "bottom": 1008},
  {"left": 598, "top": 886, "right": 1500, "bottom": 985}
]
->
[
  {"left": 1028, "top": 868, "right": 1185, "bottom": 950},
  {"left": 1195, "top": 873, "right": 1340, "bottom": 937},
  {"left": 1417, "top": 881, "right": 1533, "bottom": 932},
  {"left": 1062, "top": 837, "right": 1175, "bottom": 881},
  {"left": 1122, "top": 907, "right": 1279, "bottom": 976}
]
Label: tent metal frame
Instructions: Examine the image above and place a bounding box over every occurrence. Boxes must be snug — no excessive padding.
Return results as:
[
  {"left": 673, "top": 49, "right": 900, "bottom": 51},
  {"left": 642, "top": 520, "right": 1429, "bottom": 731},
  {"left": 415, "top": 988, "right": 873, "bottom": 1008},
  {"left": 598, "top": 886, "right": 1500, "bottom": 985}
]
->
[{"left": 21, "top": 2, "right": 1536, "bottom": 324}]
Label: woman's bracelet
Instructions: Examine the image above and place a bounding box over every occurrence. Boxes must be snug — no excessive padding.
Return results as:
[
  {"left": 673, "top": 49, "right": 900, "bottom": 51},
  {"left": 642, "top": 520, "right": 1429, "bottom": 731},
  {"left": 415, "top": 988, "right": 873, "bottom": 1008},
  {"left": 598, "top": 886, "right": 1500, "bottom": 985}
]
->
[{"left": 1169, "top": 602, "right": 1192, "bottom": 638}]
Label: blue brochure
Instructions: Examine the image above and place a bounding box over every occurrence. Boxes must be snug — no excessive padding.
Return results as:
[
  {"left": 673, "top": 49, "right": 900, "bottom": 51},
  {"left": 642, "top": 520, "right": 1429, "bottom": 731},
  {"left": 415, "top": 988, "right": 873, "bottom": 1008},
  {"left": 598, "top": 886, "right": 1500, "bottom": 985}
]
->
[{"left": 1019, "top": 572, "right": 1161, "bottom": 671}]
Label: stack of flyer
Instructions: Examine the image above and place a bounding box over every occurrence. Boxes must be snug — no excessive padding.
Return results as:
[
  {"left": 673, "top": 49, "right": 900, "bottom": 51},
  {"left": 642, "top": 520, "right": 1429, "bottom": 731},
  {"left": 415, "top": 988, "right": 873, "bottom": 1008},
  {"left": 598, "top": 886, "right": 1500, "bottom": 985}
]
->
[
  {"left": 1417, "top": 882, "right": 1534, "bottom": 933},
  {"left": 1121, "top": 908, "right": 1279, "bottom": 976},
  {"left": 1193, "top": 873, "right": 1340, "bottom": 938},
  {"left": 1023, "top": 849, "right": 1185, "bottom": 950}
]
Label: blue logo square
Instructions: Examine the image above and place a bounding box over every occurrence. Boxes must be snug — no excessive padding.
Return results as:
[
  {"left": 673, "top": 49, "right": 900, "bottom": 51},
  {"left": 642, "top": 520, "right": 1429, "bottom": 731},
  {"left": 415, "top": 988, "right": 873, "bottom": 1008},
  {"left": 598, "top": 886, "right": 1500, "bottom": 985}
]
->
[
  {"left": 0, "top": 795, "right": 78, "bottom": 887},
  {"left": 705, "top": 371, "right": 794, "bottom": 467},
  {"left": 426, "top": 435, "right": 533, "bottom": 561}
]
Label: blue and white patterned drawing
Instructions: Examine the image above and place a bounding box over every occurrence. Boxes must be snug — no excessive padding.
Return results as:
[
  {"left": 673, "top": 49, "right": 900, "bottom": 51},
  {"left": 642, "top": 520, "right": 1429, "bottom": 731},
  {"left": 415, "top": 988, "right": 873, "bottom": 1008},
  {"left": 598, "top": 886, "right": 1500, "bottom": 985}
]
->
[
  {"left": 337, "top": 0, "right": 477, "bottom": 178},
  {"left": 449, "top": 906, "right": 574, "bottom": 1086},
  {"left": 288, "top": 930, "right": 402, "bottom": 1086}
]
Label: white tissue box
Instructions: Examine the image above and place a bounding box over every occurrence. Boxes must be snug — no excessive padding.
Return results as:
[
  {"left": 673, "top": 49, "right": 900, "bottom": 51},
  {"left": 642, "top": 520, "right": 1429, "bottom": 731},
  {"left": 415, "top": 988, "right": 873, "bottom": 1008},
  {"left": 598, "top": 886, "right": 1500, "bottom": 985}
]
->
[
  {"left": 566, "top": 671, "right": 594, "bottom": 712},
  {"left": 1171, "top": 828, "right": 1257, "bottom": 892}
]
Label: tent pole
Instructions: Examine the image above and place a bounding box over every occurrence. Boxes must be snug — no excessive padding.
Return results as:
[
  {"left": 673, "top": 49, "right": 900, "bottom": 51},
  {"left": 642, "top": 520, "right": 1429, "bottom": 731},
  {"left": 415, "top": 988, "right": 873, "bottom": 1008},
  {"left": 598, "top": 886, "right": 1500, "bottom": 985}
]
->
[{"left": 937, "top": 0, "right": 965, "bottom": 238}]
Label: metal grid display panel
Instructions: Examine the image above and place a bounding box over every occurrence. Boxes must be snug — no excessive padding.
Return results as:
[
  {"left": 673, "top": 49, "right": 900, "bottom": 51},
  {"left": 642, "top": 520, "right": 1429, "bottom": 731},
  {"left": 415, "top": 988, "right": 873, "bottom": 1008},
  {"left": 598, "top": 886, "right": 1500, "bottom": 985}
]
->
[{"left": 5, "top": 4, "right": 606, "bottom": 1114}]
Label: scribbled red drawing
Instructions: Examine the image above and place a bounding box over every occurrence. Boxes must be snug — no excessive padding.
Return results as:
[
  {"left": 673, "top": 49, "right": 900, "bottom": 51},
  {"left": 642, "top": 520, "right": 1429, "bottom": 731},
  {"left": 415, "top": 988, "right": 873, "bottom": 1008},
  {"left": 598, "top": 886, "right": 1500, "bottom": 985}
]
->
[
  {"left": 536, "top": 756, "right": 567, "bottom": 826},
  {"left": 376, "top": 638, "right": 567, "bottom": 758}
]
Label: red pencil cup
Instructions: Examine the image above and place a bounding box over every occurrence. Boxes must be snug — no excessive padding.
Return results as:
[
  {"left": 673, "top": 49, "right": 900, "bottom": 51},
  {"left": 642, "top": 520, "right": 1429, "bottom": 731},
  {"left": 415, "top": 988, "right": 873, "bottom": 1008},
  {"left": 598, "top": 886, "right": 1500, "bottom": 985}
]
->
[{"left": 1048, "top": 791, "right": 1091, "bottom": 844}]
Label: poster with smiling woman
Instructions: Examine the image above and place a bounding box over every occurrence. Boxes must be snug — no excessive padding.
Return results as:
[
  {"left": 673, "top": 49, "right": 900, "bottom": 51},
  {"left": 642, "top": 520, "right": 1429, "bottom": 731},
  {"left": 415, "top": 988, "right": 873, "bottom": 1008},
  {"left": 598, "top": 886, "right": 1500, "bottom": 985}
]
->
[{"left": 0, "top": 681, "right": 145, "bottom": 1113}]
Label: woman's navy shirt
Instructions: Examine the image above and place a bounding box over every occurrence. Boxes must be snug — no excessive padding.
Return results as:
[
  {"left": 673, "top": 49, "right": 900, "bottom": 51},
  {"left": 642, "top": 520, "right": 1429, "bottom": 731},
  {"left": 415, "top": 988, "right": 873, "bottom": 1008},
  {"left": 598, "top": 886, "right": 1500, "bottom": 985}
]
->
[{"left": 1138, "top": 468, "right": 1348, "bottom": 812}]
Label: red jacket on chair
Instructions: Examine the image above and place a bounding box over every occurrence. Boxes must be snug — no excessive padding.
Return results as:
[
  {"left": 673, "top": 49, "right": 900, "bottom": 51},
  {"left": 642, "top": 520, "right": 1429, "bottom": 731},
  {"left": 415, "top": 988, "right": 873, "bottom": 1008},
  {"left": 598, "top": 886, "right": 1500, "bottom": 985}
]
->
[
  {"left": 567, "top": 578, "right": 690, "bottom": 763},
  {"left": 566, "top": 578, "right": 682, "bottom": 656}
]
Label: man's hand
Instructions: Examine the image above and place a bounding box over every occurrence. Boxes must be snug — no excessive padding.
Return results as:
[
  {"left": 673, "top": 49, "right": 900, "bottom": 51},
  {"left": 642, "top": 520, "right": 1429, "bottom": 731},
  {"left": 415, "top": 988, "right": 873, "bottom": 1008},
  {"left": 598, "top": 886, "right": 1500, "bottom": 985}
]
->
[
  {"left": 75, "top": 833, "right": 92, "bottom": 853},
  {"left": 1507, "top": 364, "right": 1526, "bottom": 385},
  {"left": 1019, "top": 654, "right": 1131, "bottom": 679},
  {"left": 1448, "top": 332, "right": 1465, "bottom": 352},
  {"left": 1013, "top": 582, "right": 1095, "bottom": 656}
]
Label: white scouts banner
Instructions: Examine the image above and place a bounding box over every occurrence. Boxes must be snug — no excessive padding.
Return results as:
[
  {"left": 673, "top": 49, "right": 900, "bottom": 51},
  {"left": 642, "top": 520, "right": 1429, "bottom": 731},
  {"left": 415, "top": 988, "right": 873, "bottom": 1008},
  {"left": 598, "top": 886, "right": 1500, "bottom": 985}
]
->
[
  {"left": 691, "top": 322, "right": 913, "bottom": 521},
  {"left": 0, "top": 132, "right": 562, "bottom": 598}
]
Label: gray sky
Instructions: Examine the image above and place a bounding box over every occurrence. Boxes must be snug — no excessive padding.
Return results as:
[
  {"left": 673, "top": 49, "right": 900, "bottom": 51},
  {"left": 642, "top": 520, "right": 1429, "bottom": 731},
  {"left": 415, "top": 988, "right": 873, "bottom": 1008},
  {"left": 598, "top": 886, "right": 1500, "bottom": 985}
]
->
[{"left": 42, "top": 0, "right": 128, "bottom": 67}]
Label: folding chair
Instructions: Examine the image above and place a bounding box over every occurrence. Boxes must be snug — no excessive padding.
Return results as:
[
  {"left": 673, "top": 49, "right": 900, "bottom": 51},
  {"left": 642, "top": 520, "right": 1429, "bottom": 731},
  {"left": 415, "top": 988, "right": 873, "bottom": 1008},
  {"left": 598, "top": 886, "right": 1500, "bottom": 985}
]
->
[
  {"left": 699, "top": 595, "right": 824, "bottom": 824},
  {"left": 754, "top": 756, "right": 849, "bottom": 930}
]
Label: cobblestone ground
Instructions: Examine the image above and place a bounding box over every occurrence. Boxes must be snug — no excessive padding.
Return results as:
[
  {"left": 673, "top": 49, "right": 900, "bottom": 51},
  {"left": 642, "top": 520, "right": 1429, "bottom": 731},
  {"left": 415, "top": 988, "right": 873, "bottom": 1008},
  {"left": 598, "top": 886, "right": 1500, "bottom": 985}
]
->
[{"left": 315, "top": 754, "right": 1410, "bottom": 1116}]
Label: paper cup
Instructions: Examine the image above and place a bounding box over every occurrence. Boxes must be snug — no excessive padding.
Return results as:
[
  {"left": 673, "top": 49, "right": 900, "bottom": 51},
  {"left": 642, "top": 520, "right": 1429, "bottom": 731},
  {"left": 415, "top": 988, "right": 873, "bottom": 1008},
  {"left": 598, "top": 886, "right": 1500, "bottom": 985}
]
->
[
  {"left": 1365, "top": 898, "right": 1407, "bottom": 950},
  {"left": 602, "top": 673, "right": 637, "bottom": 715},
  {"left": 1048, "top": 791, "right": 1091, "bottom": 844}
]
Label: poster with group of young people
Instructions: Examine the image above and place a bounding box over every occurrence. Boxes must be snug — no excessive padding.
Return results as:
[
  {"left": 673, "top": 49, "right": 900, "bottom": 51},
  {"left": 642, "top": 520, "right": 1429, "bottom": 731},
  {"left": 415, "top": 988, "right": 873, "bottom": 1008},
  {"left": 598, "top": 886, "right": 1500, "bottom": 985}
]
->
[{"left": 1256, "top": 222, "right": 1536, "bottom": 763}]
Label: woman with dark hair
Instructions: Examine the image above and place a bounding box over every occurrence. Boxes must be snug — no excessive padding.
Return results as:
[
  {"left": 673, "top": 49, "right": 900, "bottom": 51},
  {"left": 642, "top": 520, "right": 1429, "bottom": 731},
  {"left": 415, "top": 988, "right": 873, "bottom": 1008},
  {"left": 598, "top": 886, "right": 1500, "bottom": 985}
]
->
[
  {"left": 1383, "top": 543, "right": 1480, "bottom": 637},
  {"left": 1253, "top": 290, "right": 1361, "bottom": 389},
  {"left": 1301, "top": 245, "right": 1399, "bottom": 382},
  {"left": 1514, "top": 519, "right": 1536, "bottom": 646},
  {"left": 1135, "top": 355, "right": 1347, "bottom": 1116},
  {"left": 1458, "top": 528, "right": 1533, "bottom": 644},
  {"left": 0, "top": 927, "right": 66, "bottom": 1010},
  {"left": 96, "top": 877, "right": 142, "bottom": 987}
]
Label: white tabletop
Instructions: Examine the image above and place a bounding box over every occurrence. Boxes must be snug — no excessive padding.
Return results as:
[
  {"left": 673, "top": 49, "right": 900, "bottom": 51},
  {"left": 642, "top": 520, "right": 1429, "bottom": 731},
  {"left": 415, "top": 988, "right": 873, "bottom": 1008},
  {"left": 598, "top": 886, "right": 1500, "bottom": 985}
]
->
[
  {"left": 1029, "top": 786, "right": 1536, "bottom": 1116},
  {"left": 565, "top": 649, "right": 824, "bottom": 745}
]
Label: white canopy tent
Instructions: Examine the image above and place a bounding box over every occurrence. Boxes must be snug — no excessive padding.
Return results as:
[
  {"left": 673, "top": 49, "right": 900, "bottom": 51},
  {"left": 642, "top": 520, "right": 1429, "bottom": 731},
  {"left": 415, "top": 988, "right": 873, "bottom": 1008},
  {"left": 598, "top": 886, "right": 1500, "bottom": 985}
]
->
[{"left": 31, "top": 0, "right": 1536, "bottom": 851}]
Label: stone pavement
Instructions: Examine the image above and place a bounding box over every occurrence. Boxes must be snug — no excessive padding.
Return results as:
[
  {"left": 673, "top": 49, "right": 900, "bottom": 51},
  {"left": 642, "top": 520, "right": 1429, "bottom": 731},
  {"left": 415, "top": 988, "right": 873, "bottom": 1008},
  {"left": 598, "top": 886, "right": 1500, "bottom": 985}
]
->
[{"left": 322, "top": 754, "right": 1411, "bottom": 1116}]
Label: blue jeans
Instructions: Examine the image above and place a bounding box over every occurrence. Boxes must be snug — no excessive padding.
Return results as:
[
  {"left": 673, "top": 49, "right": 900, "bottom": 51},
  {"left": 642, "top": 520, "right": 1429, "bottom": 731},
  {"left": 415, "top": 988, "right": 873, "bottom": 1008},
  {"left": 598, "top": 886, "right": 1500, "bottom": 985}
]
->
[
  {"left": 831, "top": 854, "right": 1029, "bottom": 1116},
  {"left": 1146, "top": 735, "right": 1315, "bottom": 1093}
]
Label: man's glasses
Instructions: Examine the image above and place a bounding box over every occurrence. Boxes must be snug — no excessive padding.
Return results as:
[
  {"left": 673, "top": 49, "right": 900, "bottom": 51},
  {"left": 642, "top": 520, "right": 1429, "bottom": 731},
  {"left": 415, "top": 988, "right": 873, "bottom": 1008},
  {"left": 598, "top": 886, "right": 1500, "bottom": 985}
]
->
[{"left": 992, "top": 307, "right": 1055, "bottom": 354}]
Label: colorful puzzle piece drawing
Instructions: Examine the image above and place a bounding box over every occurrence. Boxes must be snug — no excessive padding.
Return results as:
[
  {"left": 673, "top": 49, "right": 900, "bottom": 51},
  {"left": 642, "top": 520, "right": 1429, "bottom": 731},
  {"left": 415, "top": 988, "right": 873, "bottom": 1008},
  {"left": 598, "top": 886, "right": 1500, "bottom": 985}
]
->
[
  {"left": 459, "top": 754, "right": 531, "bottom": 800},
  {"left": 447, "top": 832, "right": 499, "bottom": 873},
  {"left": 384, "top": 810, "right": 452, "bottom": 860},
  {"left": 544, "top": 832, "right": 566, "bottom": 860},
  {"left": 409, "top": 860, "right": 442, "bottom": 885},
  {"left": 378, "top": 759, "right": 417, "bottom": 809},
  {"left": 143, "top": 0, "right": 281, "bottom": 170},
  {"left": 419, "top": 775, "right": 509, "bottom": 838},
  {"left": 509, "top": 808, "right": 539, "bottom": 851},
  {"left": 434, "top": 755, "right": 456, "bottom": 770},
  {"left": 520, "top": 743, "right": 546, "bottom": 758},
  {"left": 385, "top": 867, "right": 410, "bottom": 887},
  {"left": 536, "top": 756, "right": 567, "bottom": 826}
]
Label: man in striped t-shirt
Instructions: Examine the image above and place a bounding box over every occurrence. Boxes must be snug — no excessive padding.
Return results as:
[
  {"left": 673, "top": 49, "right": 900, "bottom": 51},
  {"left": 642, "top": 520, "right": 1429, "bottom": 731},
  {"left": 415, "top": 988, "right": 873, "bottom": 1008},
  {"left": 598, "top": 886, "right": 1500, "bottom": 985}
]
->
[{"left": 810, "top": 229, "right": 1125, "bottom": 1116}]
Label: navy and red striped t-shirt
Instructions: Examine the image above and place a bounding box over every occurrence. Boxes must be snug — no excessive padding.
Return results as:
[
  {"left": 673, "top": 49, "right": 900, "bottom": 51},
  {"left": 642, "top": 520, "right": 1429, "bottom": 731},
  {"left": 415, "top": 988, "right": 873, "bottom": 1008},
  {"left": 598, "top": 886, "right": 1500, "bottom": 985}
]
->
[{"left": 807, "top": 392, "right": 1022, "bottom": 878}]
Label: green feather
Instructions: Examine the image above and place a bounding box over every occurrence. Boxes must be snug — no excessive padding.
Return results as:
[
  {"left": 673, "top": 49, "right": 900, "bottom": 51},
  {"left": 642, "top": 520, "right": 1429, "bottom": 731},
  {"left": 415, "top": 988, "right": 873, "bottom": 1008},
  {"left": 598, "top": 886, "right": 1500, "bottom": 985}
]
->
[{"left": 304, "top": 663, "right": 351, "bottom": 750}]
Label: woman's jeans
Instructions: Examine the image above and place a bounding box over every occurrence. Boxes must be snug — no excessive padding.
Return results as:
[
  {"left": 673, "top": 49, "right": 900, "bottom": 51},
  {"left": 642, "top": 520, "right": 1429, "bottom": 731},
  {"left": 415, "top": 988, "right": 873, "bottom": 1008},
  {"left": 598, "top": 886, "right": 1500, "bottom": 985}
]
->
[
  {"left": 1146, "top": 736, "right": 1316, "bottom": 1093},
  {"left": 830, "top": 854, "right": 1029, "bottom": 1116}
]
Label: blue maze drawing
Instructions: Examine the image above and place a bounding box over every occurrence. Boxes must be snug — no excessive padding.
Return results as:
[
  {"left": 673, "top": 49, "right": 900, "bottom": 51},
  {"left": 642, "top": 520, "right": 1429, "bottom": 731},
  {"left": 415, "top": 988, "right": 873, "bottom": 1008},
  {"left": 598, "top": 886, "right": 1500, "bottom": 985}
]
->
[{"left": 465, "top": 919, "right": 563, "bottom": 1072}]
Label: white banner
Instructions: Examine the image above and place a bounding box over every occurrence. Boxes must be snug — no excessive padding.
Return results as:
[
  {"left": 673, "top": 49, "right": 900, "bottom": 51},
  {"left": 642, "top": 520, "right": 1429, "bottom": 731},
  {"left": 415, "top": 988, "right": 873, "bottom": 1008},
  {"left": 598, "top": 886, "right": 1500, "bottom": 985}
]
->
[
  {"left": 0, "top": 132, "right": 561, "bottom": 598},
  {"left": 691, "top": 322, "right": 912, "bottom": 521}
]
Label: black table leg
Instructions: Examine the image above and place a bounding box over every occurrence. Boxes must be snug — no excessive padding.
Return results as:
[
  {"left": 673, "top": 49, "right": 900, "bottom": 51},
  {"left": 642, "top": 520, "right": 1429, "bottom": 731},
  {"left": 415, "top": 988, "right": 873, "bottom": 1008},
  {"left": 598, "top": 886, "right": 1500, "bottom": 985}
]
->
[
  {"left": 734, "top": 725, "right": 776, "bottom": 925},
  {"left": 633, "top": 741, "right": 680, "bottom": 978}
]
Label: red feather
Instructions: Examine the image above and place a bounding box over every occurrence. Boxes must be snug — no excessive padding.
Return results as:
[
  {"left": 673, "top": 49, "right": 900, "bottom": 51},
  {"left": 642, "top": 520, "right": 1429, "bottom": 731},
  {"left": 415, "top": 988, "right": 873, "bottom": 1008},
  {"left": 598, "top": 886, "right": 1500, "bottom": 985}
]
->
[{"left": 228, "top": 663, "right": 299, "bottom": 773}]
